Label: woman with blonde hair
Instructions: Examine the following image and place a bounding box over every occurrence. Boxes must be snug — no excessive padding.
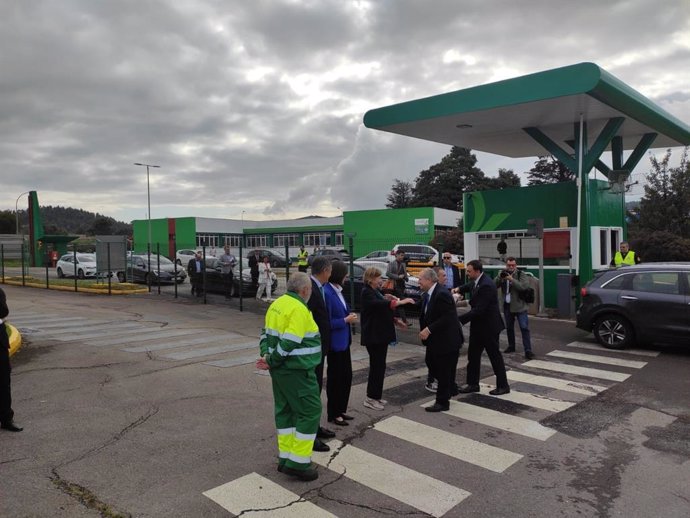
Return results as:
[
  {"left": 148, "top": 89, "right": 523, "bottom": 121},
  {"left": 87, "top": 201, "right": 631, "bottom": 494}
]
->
[{"left": 360, "top": 266, "right": 414, "bottom": 410}]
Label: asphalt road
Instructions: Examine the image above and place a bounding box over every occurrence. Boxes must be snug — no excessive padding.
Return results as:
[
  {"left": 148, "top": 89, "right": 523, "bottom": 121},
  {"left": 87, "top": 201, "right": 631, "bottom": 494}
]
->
[{"left": 1, "top": 284, "right": 689, "bottom": 518}]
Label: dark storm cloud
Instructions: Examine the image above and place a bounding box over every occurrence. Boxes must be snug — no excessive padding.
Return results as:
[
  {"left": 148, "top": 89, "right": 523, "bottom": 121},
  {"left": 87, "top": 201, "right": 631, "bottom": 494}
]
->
[{"left": 1, "top": 0, "right": 689, "bottom": 221}]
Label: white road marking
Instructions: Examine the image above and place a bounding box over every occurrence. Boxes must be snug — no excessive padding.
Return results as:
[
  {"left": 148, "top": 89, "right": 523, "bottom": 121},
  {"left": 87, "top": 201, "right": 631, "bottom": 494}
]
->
[
  {"left": 10, "top": 316, "right": 85, "bottom": 325},
  {"left": 123, "top": 333, "right": 243, "bottom": 352},
  {"left": 86, "top": 328, "right": 200, "bottom": 347},
  {"left": 477, "top": 383, "right": 575, "bottom": 412},
  {"left": 374, "top": 416, "right": 523, "bottom": 473},
  {"left": 421, "top": 400, "right": 556, "bottom": 441},
  {"left": 565, "top": 341, "right": 660, "bottom": 357},
  {"left": 547, "top": 350, "right": 647, "bottom": 369},
  {"left": 505, "top": 370, "right": 607, "bottom": 395},
  {"left": 161, "top": 342, "right": 257, "bottom": 360},
  {"left": 40, "top": 322, "right": 142, "bottom": 337},
  {"left": 523, "top": 360, "right": 630, "bottom": 382},
  {"left": 313, "top": 440, "right": 470, "bottom": 517},
  {"left": 54, "top": 325, "right": 161, "bottom": 342},
  {"left": 203, "top": 472, "right": 336, "bottom": 517}
]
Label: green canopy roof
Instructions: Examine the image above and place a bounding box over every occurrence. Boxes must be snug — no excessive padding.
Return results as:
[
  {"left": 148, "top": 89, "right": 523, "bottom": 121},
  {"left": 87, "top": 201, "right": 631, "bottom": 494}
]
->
[{"left": 363, "top": 62, "right": 690, "bottom": 158}]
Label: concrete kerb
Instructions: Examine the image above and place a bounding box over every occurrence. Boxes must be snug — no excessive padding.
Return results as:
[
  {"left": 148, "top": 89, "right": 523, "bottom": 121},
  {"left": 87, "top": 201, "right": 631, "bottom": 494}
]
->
[{"left": 1, "top": 279, "right": 149, "bottom": 295}]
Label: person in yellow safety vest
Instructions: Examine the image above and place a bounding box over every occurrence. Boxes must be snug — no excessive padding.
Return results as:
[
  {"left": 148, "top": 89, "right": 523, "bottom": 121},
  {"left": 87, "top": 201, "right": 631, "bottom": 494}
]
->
[
  {"left": 256, "top": 272, "right": 322, "bottom": 481},
  {"left": 610, "top": 241, "right": 641, "bottom": 267},
  {"left": 297, "top": 245, "right": 309, "bottom": 273}
]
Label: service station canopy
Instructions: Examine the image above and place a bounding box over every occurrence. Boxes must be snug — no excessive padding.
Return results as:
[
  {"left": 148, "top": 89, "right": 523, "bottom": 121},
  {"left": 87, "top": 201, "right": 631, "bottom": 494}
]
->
[{"left": 363, "top": 62, "right": 690, "bottom": 171}]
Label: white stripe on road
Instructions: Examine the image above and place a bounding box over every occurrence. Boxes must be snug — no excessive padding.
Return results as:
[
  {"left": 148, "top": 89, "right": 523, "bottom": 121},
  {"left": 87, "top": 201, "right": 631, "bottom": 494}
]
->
[
  {"left": 11, "top": 316, "right": 86, "bottom": 325},
  {"left": 87, "top": 328, "right": 201, "bottom": 347},
  {"left": 523, "top": 360, "right": 630, "bottom": 382},
  {"left": 374, "top": 416, "right": 522, "bottom": 473},
  {"left": 203, "top": 472, "right": 337, "bottom": 517},
  {"left": 123, "top": 333, "right": 244, "bottom": 353},
  {"left": 547, "top": 350, "right": 647, "bottom": 369},
  {"left": 19, "top": 320, "right": 95, "bottom": 330},
  {"left": 313, "top": 440, "right": 470, "bottom": 517},
  {"left": 204, "top": 353, "right": 262, "bottom": 368},
  {"left": 422, "top": 400, "right": 556, "bottom": 441},
  {"left": 565, "top": 341, "right": 660, "bottom": 357},
  {"left": 161, "top": 342, "right": 258, "bottom": 361},
  {"left": 55, "top": 325, "right": 160, "bottom": 342},
  {"left": 39, "top": 322, "right": 141, "bottom": 337},
  {"left": 505, "top": 370, "right": 607, "bottom": 395},
  {"left": 477, "top": 383, "right": 575, "bottom": 412}
]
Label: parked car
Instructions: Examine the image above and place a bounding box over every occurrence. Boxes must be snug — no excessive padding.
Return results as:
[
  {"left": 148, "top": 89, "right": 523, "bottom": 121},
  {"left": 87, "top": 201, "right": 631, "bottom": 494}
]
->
[
  {"left": 118, "top": 254, "right": 187, "bottom": 284},
  {"left": 355, "top": 250, "right": 392, "bottom": 262},
  {"left": 352, "top": 259, "right": 390, "bottom": 275},
  {"left": 308, "top": 248, "right": 350, "bottom": 265},
  {"left": 176, "top": 249, "right": 198, "bottom": 266},
  {"left": 390, "top": 244, "right": 439, "bottom": 265},
  {"left": 337, "top": 261, "right": 421, "bottom": 311},
  {"left": 576, "top": 263, "right": 690, "bottom": 349},
  {"left": 56, "top": 253, "right": 98, "bottom": 279},
  {"left": 200, "top": 257, "right": 278, "bottom": 296},
  {"left": 245, "top": 249, "right": 291, "bottom": 268}
]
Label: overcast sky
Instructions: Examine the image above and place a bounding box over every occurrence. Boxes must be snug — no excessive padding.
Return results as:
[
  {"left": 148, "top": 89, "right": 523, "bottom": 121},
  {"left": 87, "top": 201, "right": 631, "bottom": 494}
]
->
[{"left": 2, "top": 0, "right": 689, "bottom": 223}]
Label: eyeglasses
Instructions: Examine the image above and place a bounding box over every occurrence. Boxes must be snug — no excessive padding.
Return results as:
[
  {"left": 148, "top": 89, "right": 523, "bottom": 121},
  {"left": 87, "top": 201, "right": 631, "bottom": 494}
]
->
[{"left": 443, "top": 256, "right": 452, "bottom": 259}]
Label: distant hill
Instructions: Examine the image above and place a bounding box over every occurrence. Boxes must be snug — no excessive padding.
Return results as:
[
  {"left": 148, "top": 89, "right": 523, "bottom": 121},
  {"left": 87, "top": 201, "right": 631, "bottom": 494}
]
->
[{"left": 14, "top": 205, "right": 131, "bottom": 236}]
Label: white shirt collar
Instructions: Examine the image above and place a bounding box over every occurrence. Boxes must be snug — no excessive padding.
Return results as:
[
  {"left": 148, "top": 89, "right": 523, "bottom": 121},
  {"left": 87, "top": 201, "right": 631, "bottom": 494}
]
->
[{"left": 310, "top": 275, "right": 323, "bottom": 288}]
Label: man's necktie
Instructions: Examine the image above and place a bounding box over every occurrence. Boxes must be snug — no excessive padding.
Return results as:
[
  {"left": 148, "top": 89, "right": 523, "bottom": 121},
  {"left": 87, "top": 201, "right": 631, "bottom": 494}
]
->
[{"left": 319, "top": 285, "right": 325, "bottom": 301}]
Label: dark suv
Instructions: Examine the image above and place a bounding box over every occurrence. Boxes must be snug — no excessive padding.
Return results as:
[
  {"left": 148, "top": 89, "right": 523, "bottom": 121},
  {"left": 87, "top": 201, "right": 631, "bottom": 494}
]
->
[{"left": 576, "top": 263, "right": 690, "bottom": 349}]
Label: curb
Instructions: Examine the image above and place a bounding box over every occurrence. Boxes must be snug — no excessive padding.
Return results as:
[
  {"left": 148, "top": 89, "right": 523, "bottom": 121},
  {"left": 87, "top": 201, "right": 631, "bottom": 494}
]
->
[
  {"left": 1, "top": 280, "right": 149, "bottom": 295},
  {"left": 7, "top": 324, "right": 21, "bottom": 357}
]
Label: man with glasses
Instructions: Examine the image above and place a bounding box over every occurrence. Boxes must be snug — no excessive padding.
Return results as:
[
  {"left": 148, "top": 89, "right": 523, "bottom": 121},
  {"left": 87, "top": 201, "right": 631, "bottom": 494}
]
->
[
  {"left": 441, "top": 253, "right": 462, "bottom": 291},
  {"left": 496, "top": 257, "right": 535, "bottom": 359}
]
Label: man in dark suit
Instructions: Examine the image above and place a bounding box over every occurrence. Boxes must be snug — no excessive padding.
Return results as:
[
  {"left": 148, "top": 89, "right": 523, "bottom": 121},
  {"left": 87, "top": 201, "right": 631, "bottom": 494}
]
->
[
  {"left": 418, "top": 268, "right": 464, "bottom": 412},
  {"left": 441, "top": 252, "right": 462, "bottom": 290},
  {"left": 458, "top": 259, "right": 510, "bottom": 396},
  {"left": 187, "top": 251, "right": 204, "bottom": 297},
  {"left": 307, "top": 256, "right": 334, "bottom": 451},
  {"left": 1, "top": 287, "right": 22, "bottom": 432}
]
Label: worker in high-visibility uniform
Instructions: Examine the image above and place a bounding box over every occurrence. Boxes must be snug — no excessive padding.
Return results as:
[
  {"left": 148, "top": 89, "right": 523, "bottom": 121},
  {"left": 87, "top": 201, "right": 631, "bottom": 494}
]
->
[
  {"left": 257, "top": 272, "right": 322, "bottom": 481},
  {"left": 610, "top": 241, "right": 640, "bottom": 268},
  {"left": 297, "top": 245, "right": 309, "bottom": 273}
]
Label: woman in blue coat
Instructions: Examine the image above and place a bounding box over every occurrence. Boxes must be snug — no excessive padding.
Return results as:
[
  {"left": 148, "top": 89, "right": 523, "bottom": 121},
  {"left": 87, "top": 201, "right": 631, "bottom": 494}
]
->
[{"left": 324, "top": 260, "right": 358, "bottom": 426}]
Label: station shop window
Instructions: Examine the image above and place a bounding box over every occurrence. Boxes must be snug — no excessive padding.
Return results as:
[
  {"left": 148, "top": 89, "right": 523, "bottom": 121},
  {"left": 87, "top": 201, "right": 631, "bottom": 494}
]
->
[
  {"left": 476, "top": 231, "right": 570, "bottom": 266},
  {"left": 334, "top": 232, "right": 344, "bottom": 246},
  {"left": 223, "top": 235, "right": 243, "bottom": 247},
  {"left": 196, "top": 234, "right": 218, "bottom": 247},
  {"left": 274, "top": 233, "right": 299, "bottom": 247},
  {"left": 304, "top": 233, "right": 331, "bottom": 247},
  {"left": 246, "top": 235, "right": 268, "bottom": 247}
]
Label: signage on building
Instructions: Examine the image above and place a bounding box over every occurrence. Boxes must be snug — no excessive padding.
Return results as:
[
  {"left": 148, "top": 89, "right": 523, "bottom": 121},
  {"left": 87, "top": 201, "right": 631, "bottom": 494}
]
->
[{"left": 414, "top": 218, "right": 429, "bottom": 234}]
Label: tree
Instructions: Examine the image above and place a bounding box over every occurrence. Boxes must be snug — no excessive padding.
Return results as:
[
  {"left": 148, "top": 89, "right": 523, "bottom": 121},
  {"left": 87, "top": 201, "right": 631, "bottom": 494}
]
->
[
  {"left": 0, "top": 210, "right": 17, "bottom": 234},
  {"left": 489, "top": 168, "right": 521, "bottom": 189},
  {"left": 430, "top": 228, "right": 464, "bottom": 254},
  {"left": 89, "top": 216, "right": 114, "bottom": 236},
  {"left": 413, "top": 147, "right": 491, "bottom": 211},
  {"left": 385, "top": 179, "right": 415, "bottom": 208},
  {"left": 636, "top": 148, "right": 690, "bottom": 239},
  {"left": 526, "top": 155, "right": 575, "bottom": 185}
]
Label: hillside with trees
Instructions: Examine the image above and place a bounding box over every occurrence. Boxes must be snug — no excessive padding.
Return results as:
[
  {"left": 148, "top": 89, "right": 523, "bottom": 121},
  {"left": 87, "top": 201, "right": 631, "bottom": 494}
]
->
[{"left": 0, "top": 206, "right": 131, "bottom": 236}]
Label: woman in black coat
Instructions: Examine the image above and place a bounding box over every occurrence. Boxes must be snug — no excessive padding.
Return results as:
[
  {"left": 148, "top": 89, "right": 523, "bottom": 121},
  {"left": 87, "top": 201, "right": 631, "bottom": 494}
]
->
[{"left": 360, "top": 267, "right": 414, "bottom": 411}]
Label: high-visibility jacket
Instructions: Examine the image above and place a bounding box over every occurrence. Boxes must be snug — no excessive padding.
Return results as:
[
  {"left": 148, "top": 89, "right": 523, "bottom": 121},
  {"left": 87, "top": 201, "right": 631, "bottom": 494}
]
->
[
  {"left": 614, "top": 251, "right": 636, "bottom": 267},
  {"left": 260, "top": 292, "right": 321, "bottom": 370},
  {"left": 297, "top": 249, "right": 309, "bottom": 267}
]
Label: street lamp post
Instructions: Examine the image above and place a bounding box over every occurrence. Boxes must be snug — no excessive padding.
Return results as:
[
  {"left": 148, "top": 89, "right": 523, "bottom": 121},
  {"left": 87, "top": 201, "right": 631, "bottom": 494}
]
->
[
  {"left": 15, "top": 191, "right": 30, "bottom": 235},
  {"left": 133, "top": 163, "right": 160, "bottom": 251}
]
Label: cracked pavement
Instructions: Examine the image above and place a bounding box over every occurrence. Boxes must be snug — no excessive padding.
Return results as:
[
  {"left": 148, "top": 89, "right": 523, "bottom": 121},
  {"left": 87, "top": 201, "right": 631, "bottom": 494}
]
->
[{"left": 1, "top": 285, "right": 689, "bottom": 517}]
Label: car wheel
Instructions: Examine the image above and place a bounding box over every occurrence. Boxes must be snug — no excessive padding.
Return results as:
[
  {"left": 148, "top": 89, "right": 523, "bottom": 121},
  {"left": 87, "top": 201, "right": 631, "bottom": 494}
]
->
[
  {"left": 77, "top": 269, "right": 85, "bottom": 279},
  {"left": 57, "top": 267, "right": 64, "bottom": 278},
  {"left": 593, "top": 314, "right": 634, "bottom": 349},
  {"left": 176, "top": 259, "right": 182, "bottom": 265},
  {"left": 271, "top": 259, "right": 279, "bottom": 267},
  {"left": 116, "top": 272, "right": 126, "bottom": 283}
]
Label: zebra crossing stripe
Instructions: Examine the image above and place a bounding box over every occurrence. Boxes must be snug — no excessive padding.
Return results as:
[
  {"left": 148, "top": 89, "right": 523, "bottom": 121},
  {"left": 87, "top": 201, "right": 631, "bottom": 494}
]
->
[
  {"left": 423, "top": 400, "right": 556, "bottom": 441},
  {"left": 87, "top": 328, "right": 200, "bottom": 347},
  {"left": 123, "top": 333, "right": 244, "bottom": 353},
  {"left": 523, "top": 359, "right": 630, "bottom": 382},
  {"left": 18, "top": 320, "right": 93, "bottom": 330},
  {"left": 38, "top": 322, "right": 141, "bottom": 337},
  {"left": 11, "top": 316, "right": 85, "bottom": 325},
  {"left": 505, "top": 370, "right": 606, "bottom": 395},
  {"left": 477, "top": 384, "right": 575, "bottom": 412},
  {"left": 203, "top": 472, "right": 337, "bottom": 517},
  {"left": 565, "top": 341, "right": 659, "bottom": 357},
  {"left": 547, "top": 350, "right": 647, "bottom": 369},
  {"left": 374, "top": 416, "right": 523, "bottom": 473},
  {"left": 313, "top": 440, "right": 470, "bottom": 517},
  {"left": 55, "top": 325, "right": 159, "bottom": 342},
  {"left": 204, "top": 354, "right": 259, "bottom": 368},
  {"left": 161, "top": 342, "right": 257, "bottom": 361}
]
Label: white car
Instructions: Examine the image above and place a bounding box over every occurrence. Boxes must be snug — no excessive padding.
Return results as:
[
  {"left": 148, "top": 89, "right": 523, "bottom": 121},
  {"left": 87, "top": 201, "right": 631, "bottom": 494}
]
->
[
  {"left": 176, "top": 249, "right": 199, "bottom": 265},
  {"left": 355, "top": 250, "right": 392, "bottom": 262},
  {"left": 390, "top": 244, "right": 440, "bottom": 265},
  {"left": 56, "top": 253, "right": 98, "bottom": 279}
]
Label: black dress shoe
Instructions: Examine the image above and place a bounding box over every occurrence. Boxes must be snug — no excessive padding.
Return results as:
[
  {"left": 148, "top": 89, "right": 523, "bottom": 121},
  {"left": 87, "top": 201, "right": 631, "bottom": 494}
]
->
[
  {"left": 281, "top": 465, "right": 319, "bottom": 481},
  {"left": 489, "top": 386, "right": 511, "bottom": 396},
  {"left": 312, "top": 439, "right": 331, "bottom": 452},
  {"left": 1, "top": 421, "right": 23, "bottom": 432},
  {"left": 503, "top": 347, "right": 516, "bottom": 353},
  {"left": 425, "top": 403, "right": 450, "bottom": 412},
  {"left": 328, "top": 417, "right": 349, "bottom": 426},
  {"left": 525, "top": 351, "right": 535, "bottom": 360},
  {"left": 458, "top": 384, "right": 480, "bottom": 394},
  {"left": 340, "top": 414, "right": 354, "bottom": 420},
  {"left": 317, "top": 427, "right": 335, "bottom": 439}
]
